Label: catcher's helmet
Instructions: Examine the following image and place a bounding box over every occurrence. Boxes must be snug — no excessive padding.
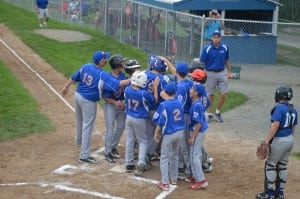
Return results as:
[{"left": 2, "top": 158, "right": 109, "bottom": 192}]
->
[
  {"left": 131, "top": 71, "right": 147, "bottom": 88},
  {"left": 124, "top": 59, "right": 141, "bottom": 75},
  {"left": 274, "top": 84, "right": 293, "bottom": 102},
  {"left": 189, "top": 58, "right": 204, "bottom": 73},
  {"left": 191, "top": 69, "right": 207, "bottom": 84},
  {"left": 150, "top": 58, "right": 167, "bottom": 73},
  {"left": 109, "top": 54, "right": 127, "bottom": 69}
]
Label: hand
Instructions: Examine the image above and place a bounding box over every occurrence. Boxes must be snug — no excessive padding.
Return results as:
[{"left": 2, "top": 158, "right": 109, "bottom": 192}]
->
[
  {"left": 154, "top": 133, "right": 161, "bottom": 143},
  {"left": 153, "top": 76, "right": 160, "bottom": 88},
  {"left": 188, "top": 136, "right": 195, "bottom": 145},
  {"left": 61, "top": 88, "right": 68, "bottom": 96}
]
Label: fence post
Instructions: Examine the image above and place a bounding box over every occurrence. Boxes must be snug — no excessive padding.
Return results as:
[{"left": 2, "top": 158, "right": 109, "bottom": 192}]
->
[
  {"left": 104, "top": 0, "right": 107, "bottom": 33},
  {"left": 120, "top": 0, "right": 123, "bottom": 42},
  {"left": 190, "top": 16, "right": 194, "bottom": 55},
  {"left": 200, "top": 14, "right": 205, "bottom": 55},
  {"left": 137, "top": 4, "right": 140, "bottom": 48},
  {"left": 164, "top": 10, "right": 168, "bottom": 56}
]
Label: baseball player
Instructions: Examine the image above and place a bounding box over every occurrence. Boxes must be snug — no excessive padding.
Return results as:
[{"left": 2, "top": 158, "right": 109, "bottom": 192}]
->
[
  {"left": 190, "top": 68, "right": 213, "bottom": 173},
  {"left": 124, "top": 71, "right": 158, "bottom": 176},
  {"left": 124, "top": 59, "right": 141, "bottom": 78},
  {"left": 256, "top": 85, "right": 297, "bottom": 199},
  {"left": 200, "top": 30, "right": 232, "bottom": 123},
  {"left": 36, "top": 0, "right": 50, "bottom": 28},
  {"left": 185, "top": 83, "right": 209, "bottom": 189},
  {"left": 103, "top": 54, "right": 127, "bottom": 163},
  {"left": 145, "top": 57, "right": 169, "bottom": 163},
  {"left": 152, "top": 82, "right": 185, "bottom": 191},
  {"left": 61, "top": 50, "right": 131, "bottom": 164}
]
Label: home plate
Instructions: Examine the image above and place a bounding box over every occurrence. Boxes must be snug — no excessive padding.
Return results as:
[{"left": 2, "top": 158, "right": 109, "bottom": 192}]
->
[{"left": 110, "top": 164, "right": 126, "bottom": 173}]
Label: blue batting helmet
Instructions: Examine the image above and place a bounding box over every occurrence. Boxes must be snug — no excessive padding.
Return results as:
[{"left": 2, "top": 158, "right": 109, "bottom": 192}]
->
[{"left": 149, "top": 58, "right": 167, "bottom": 73}]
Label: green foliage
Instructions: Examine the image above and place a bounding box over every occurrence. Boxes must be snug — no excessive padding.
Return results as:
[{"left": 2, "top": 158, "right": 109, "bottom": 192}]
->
[
  {"left": 279, "top": 0, "right": 300, "bottom": 22},
  {"left": 0, "top": 61, "right": 55, "bottom": 140},
  {"left": 292, "top": 152, "right": 300, "bottom": 160}
]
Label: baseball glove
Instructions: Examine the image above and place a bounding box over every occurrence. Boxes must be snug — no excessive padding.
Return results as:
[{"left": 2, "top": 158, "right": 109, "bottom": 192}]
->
[{"left": 256, "top": 141, "right": 269, "bottom": 160}]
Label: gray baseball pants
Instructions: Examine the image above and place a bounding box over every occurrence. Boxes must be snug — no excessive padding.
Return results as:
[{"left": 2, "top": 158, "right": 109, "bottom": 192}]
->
[{"left": 75, "top": 92, "right": 97, "bottom": 159}]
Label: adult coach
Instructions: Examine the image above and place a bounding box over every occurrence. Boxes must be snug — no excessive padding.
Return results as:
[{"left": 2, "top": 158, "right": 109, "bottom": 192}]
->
[
  {"left": 200, "top": 30, "right": 232, "bottom": 123},
  {"left": 62, "top": 51, "right": 131, "bottom": 164},
  {"left": 36, "top": 0, "right": 50, "bottom": 28}
]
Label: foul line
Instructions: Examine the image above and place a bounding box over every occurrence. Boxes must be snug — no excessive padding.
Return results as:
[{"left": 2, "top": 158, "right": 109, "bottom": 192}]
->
[{"left": 0, "top": 38, "right": 75, "bottom": 112}]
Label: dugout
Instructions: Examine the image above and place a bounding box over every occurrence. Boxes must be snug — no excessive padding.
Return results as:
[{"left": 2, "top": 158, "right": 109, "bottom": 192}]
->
[{"left": 134, "top": 0, "right": 281, "bottom": 64}]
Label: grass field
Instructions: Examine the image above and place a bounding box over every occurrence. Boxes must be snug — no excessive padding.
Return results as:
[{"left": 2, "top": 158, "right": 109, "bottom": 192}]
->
[{"left": 0, "top": 1, "right": 248, "bottom": 140}]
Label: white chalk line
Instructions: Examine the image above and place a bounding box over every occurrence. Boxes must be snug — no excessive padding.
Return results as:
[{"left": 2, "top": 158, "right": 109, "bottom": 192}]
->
[
  {"left": 0, "top": 38, "right": 75, "bottom": 112},
  {"left": 0, "top": 38, "right": 177, "bottom": 198}
]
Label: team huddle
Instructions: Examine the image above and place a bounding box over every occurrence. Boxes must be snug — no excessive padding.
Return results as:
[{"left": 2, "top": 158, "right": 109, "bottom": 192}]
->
[{"left": 62, "top": 31, "right": 297, "bottom": 197}]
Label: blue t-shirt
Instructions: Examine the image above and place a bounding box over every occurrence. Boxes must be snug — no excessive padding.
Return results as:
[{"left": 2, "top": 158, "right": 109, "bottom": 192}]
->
[
  {"left": 71, "top": 63, "right": 120, "bottom": 102},
  {"left": 102, "top": 72, "right": 126, "bottom": 101},
  {"left": 189, "top": 99, "right": 208, "bottom": 133},
  {"left": 152, "top": 98, "right": 185, "bottom": 134},
  {"left": 182, "top": 78, "right": 193, "bottom": 113},
  {"left": 200, "top": 43, "right": 229, "bottom": 72},
  {"left": 204, "top": 20, "right": 222, "bottom": 40},
  {"left": 271, "top": 102, "right": 298, "bottom": 137},
  {"left": 36, "top": 0, "right": 48, "bottom": 9},
  {"left": 124, "top": 86, "right": 155, "bottom": 118}
]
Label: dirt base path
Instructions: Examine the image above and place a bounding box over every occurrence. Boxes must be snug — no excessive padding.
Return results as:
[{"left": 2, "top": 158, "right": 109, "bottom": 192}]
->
[{"left": 0, "top": 27, "right": 300, "bottom": 199}]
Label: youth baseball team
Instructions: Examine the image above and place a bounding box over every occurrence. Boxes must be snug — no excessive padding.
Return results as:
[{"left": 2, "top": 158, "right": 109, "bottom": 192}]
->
[{"left": 62, "top": 31, "right": 298, "bottom": 199}]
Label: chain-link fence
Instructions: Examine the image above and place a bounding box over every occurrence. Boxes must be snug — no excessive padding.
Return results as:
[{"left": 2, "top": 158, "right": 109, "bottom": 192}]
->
[{"left": 4, "top": 0, "right": 300, "bottom": 66}]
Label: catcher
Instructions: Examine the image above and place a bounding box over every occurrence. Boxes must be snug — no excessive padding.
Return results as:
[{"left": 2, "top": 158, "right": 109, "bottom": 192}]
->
[{"left": 256, "top": 85, "right": 298, "bottom": 199}]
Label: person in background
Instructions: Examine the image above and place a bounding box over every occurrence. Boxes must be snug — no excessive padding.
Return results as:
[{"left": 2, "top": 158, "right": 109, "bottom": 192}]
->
[
  {"left": 204, "top": 9, "right": 224, "bottom": 43},
  {"left": 36, "top": 0, "right": 50, "bottom": 28}
]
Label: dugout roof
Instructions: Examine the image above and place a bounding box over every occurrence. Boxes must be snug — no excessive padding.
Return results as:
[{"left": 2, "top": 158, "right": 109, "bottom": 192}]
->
[{"left": 133, "top": 0, "right": 279, "bottom": 11}]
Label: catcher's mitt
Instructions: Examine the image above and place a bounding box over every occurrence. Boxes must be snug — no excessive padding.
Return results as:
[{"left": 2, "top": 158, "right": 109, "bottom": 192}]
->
[{"left": 256, "top": 140, "right": 269, "bottom": 160}]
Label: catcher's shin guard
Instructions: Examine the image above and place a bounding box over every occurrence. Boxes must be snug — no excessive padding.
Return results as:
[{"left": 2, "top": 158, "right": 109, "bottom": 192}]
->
[{"left": 264, "top": 161, "right": 277, "bottom": 191}]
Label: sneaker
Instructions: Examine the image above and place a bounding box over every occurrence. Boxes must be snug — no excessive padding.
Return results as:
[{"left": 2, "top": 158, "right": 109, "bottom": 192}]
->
[
  {"left": 125, "top": 165, "right": 135, "bottom": 172},
  {"left": 157, "top": 182, "right": 170, "bottom": 191},
  {"left": 150, "top": 153, "right": 160, "bottom": 161},
  {"left": 78, "top": 157, "right": 99, "bottom": 164},
  {"left": 135, "top": 163, "right": 145, "bottom": 176},
  {"left": 276, "top": 191, "right": 284, "bottom": 199},
  {"left": 184, "top": 177, "right": 195, "bottom": 183},
  {"left": 188, "top": 180, "right": 208, "bottom": 189},
  {"left": 111, "top": 148, "right": 121, "bottom": 159},
  {"left": 39, "top": 24, "right": 43, "bottom": 28},
  {"left": 215, "top": 112, "right": 223, "bottom": 123},
  {"left": 256, "top": 191, "right": 275, "bottom": 199},
  {"left": 178, "top": 167, "right": 185, "bottom": 174},
  {"left": 145, "top": 155, "right": 152, "bottom": 170},
  {"left": 105, "top": 153, "right": 116, "bottom": 163},
  {"left": 43, "top": 22, "right": 47, "bottom": 27},
  {"left": 171, "top": 180, "right": 177, "bottom": 185},
  {"left": 207, "top": 114, "right": 213, "bottom": 123},
  {"left": 178, "top": 173, "right": 186, "bottom": 180}
]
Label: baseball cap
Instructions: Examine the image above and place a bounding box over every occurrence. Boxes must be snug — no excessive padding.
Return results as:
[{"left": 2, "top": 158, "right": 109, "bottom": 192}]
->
[
  {"left": 176, "top": 62, "right": 189, "bottom": 75},
  {"left": 93, "top": 51, "right": 110, "bottom": 64},
  {"left": 212, "top": 30, "right": 221, "bottom": 36},
  {"left": 193, "top": 83, "right": 206, "bottom": 98},
  {"left": 191, "top": 69, "right": 207, "bottom": 81},
  {"left": 164, "top": 82, "right": 177, "bottom": 95}
]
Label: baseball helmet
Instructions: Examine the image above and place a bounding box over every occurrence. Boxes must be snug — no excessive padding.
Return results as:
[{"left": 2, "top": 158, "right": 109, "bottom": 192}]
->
[
  {"left": 274, "top": 84, "right": 293, "bottom": 102},
  {"left": 189, "top": 58, "right": 204, "bottom": 73},
  {"left": 109, "top": 54, "right": 127, "bottom": 69},
  {"left": 150, "top": 58, "right": 167, "bottom": 73},
  {"left": 131, "top": 71, "right": 147, "bottom": 88},
  {"left": 191, "top": 69, "right": 207, "bottom": 84},
  {"left": 124, "top": 59, "right": 141, "bottom": 75}
]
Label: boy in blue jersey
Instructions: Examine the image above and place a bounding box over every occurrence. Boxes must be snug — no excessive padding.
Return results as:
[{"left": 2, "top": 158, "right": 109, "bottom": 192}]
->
[
  {"left": 190, "top": 68, "right": 213, "bottom": 173},
  {"left": 62, "top": 51, "right": 131, "bottom": 164},
  {"left": 200, "top": 30, "right": 232, "bottom": 123},
  {"left": 185, "top": 83, "right": 209, "bottom": 190},
  {"left": 103, "top": 54, "right": 127, "bottom": 163},
  {"left": 153, "top": 82, "right": 185, "bottom": 191},
  {"left": 145, "top": 57, "right": 170, "bottom": 162},
  {"left": 256, "top": 85, "right": 297, "bottom": 199},
  {"left": 124, "top": 71, "right": 158, "bottom": 176}
]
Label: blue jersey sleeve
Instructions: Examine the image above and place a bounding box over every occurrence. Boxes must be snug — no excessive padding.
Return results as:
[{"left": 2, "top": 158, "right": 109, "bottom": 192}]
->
[{"left": 152, "top": 104, "right": 165, "bottom": 127}]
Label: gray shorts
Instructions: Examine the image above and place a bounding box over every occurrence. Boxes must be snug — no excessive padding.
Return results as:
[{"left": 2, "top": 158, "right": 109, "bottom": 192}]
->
[
  {"left": 205, "top": 70, "right": 229, "bottom": 95},
  {"left": 38, "top": 8, "right": 50, "bottom": 19}
]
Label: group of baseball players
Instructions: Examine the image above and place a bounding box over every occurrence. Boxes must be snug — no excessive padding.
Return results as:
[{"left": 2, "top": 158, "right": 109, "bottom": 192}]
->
[{"left": 62, "top": 29, "right": 298, "bottom": 198}]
